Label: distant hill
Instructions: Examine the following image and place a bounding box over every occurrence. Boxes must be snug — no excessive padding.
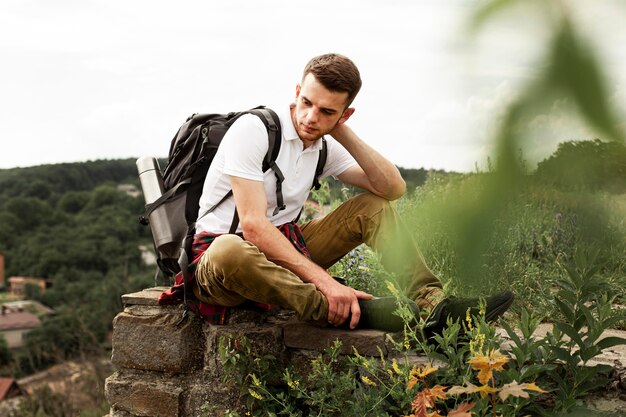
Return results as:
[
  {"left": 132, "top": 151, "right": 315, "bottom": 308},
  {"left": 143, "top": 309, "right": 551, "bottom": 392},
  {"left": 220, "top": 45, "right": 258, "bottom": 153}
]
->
[{"left": 0, "top": 158, "right": 141, "bottom": 201}]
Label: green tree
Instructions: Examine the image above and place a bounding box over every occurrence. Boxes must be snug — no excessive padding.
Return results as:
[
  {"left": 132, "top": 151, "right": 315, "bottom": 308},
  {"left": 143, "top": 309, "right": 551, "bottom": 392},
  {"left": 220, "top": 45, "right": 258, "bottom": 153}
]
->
[
  {"left": 3, "top": 197, "right": 52, "bottom": 231},
  {"left": 536, "top": 139, "right": 626, "bottom": 192}
]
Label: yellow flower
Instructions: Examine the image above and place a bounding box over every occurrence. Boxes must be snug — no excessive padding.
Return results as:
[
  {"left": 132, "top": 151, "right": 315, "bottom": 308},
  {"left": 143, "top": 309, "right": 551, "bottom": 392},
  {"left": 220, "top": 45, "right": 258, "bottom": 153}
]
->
[
  {"left": 404, "top": 333, "right": 411, "bottom": 350},
  {"left": 251, "top": 373, "right": 262, "bottom": 387},
  {"left": 469, "top": 332, "right": 486, "bottom": 355},
  {"left": 392, "top": 359, "right": 402, "bottom": 376},
  {"left": 465, "top": 307, "right": 474, "bottom": 331},
  {"left": 469, "top": 349, "right": 510, "bottom": 385},
  {"left": 407, "top": 377, "right": 418, "bottom": 391},
  {"left": 248, "top": 389, "right": 263, "bottom": 400},
  {"left": 361, "top": 375, "right": 377, "bottom": 386},
  {"left": 479, "top": 303, "right": 486, "bottom": 316},
  {"left": 410, "top": 365, "right": 439, "bottom": 379}
]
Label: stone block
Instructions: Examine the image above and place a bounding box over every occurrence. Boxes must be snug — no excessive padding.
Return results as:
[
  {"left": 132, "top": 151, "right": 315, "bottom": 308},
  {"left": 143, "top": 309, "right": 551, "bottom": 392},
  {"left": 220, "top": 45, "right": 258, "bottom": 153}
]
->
[
  {"left": 111, "top": 309, "right": 204, "bottom": 374},
  {"left": 288, "top": 349, "right": 319, "bottom": 380},
  {"left": 283, "top": 322, "right": 390, "bottom": 356},
  {"left": 122, "top": 287, "right": 170, "bottom": 306},
  {"left": 204, "top": 324, "right": 285, "bottom": 378},
  {"left": 105, "top": 371, "right": 183, "bottom": 417},
  {"left": 108, "top": 406, "right": 136, "bottom": 417},
  {"left": 182, "top": 381, "right": 245, "bottom": 417}
]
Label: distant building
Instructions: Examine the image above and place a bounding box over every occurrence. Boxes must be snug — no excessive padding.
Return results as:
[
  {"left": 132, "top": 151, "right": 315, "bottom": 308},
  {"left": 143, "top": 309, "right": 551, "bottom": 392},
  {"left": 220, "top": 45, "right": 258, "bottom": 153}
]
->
[
  {"left": 0, "top": 310, "right": 41, "bottom": 349},
  {"left": 117, "top": 184, "right": 141, "bottom": 198},
  {"left": 0, "top": 378, "right": 24, "bottom": 401},
  {"left": 1, "top": 300, "right": 55, "bottom": 317},
  {"left": 7, "top": 277, "right": 48, "bottom": 298}
]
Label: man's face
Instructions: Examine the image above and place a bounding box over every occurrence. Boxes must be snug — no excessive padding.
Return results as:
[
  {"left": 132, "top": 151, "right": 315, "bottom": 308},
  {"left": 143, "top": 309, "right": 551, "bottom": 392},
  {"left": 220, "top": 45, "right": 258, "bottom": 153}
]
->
[{"left": 291, "top": 73, "right": 353, "bottom": 146}]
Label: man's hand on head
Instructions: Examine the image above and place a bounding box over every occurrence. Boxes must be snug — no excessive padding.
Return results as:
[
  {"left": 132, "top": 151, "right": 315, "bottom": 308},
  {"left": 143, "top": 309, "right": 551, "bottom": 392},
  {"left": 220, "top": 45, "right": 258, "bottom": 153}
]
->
[{"left": 328, "top": 121, "right": 352, "bottom": 145}]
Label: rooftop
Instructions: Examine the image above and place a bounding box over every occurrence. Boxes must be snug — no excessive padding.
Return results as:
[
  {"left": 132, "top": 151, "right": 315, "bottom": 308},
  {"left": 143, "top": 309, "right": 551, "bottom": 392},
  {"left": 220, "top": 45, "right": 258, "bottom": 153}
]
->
[{"left": 0, "top": 311, "right": 41, "bottom": 331}]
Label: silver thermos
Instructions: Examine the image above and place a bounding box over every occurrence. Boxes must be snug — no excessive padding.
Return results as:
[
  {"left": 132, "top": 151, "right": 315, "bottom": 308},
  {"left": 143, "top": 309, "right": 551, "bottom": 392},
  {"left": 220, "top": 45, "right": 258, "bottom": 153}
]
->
[{"left": 136, "top": 157, "right": 186, "bottom": 259}]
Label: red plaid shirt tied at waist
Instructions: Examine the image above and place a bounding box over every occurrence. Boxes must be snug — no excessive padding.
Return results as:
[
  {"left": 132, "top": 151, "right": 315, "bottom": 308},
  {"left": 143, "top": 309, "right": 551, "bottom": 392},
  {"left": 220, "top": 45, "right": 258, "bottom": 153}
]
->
[{"left": 158, "top": 221, "right": 311, "bottom": 324}]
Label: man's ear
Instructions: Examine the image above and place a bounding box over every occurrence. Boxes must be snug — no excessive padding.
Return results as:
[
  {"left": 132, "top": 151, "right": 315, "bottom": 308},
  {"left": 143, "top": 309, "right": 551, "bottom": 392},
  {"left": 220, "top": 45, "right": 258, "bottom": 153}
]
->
[
  {"left": 338, "top": 107, "right": 355, "bottom": 124},
  {"left": 295, "top": 84, "right": 301, "bottom": 99}
]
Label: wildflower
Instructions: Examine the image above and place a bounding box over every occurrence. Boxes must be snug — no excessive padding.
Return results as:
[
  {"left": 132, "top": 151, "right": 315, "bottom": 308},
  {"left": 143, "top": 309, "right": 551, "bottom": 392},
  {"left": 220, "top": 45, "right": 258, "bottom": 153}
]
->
[
  {"left": 251, "top": 373, "right": 262, "bottom": 387},
  {"left": 469, "top": 332, "right": 486, "bottom": 355},
  {"left": 410, "top": 365, "right": 438, "bottom": 380},
  {"left": 248, "top": 389, "right": 263, "bottom": 400},
  {"left": 392, "top": 359, "right": 402, "bottom": 376},
  {"left": 465, "top": 307, "right": 474, "bottom": 331},
  {"left": 377, "top": 346, "right": 386, "bottom": 368},
  {"left": 469, "top": 349, "right": 509, "bottom": 385},
  {"left": 361, "top": 375, "right": 377, "bottom": 386},
  {"left": 479, "top": 302, "right": 486, "bottom": 317}
]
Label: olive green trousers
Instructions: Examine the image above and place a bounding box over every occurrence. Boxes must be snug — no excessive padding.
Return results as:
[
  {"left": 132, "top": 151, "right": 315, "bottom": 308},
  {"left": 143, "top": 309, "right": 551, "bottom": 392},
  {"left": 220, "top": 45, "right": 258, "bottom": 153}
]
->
[{"left": 194, "top": 193, "right": 442, "bottom": 322}]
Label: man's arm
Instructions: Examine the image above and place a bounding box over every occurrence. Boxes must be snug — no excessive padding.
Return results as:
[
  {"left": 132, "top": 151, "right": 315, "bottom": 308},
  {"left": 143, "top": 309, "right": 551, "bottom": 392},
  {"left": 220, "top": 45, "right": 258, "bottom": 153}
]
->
[
  {"left": 331, "top": 123, "right": 406, "bottom": 200},
  {"left": 230, "top": 175, "right": 372, "bottom": 328}
]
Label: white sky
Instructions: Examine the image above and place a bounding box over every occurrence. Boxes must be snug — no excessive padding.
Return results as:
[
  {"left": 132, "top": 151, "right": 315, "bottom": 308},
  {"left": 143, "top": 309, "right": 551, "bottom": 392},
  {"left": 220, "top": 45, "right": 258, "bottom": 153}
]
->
[{"left": 0, "top": 0, "right": 624, "bottom": 172}]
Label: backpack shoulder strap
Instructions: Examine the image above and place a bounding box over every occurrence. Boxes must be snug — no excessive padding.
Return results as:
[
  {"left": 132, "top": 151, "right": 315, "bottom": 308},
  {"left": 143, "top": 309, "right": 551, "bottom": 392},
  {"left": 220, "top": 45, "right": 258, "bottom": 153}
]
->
[
  {"left": 248, "top": 107, "right": 282, "bottom": 173},
  {"left": 247, "top": 107, "right": 285, "bottom": 216},
  {"left": 312, "top": 137, "right": 327, "bottom": 190}
]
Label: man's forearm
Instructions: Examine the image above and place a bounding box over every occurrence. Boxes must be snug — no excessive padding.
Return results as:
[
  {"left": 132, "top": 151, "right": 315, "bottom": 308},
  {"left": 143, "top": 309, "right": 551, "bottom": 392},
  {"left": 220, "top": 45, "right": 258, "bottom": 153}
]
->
[
  {"left": 332, "top": 124, "right": 406, "bottom": 199},
  {"left": 241, "top": 218, "right": 331, "bottom": 286}
]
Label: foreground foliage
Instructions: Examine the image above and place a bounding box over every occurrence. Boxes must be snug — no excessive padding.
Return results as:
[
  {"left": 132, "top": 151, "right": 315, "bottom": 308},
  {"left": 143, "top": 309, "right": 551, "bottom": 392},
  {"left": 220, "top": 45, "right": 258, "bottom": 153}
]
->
[{"left": 216, "top": 256, "right": 626, "bottom": 416}]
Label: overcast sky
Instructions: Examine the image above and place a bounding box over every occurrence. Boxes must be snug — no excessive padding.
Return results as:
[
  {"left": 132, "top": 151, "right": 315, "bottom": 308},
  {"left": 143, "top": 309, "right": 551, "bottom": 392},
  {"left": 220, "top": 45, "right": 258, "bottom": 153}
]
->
[{"left": 1, "top": 0, "right": 624, "bottom": 172}]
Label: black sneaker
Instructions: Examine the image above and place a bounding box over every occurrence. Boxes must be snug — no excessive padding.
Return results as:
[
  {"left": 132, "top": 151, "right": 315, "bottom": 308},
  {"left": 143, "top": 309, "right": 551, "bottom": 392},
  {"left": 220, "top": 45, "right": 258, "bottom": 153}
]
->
[
  {"left": 422, "top": 290, "right": 514, "bottom": 340},
  {"left": 354, "top": 296, "right": 421, "bottom": 332}
]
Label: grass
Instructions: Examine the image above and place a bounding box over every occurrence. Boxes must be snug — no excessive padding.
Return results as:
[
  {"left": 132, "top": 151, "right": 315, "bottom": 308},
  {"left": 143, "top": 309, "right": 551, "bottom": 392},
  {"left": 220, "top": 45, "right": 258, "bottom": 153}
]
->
[
  {"left": 395, "top": 173, "right": 626, "bottom": 320},
  {"left": 327, "top": 170, "right": 625, "bottom": 323}
]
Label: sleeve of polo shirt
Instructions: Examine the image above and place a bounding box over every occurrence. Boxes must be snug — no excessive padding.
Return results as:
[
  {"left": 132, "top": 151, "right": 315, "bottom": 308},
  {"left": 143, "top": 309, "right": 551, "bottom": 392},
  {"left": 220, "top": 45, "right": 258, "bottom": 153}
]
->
[
  {"left": 222, "top": 114, "right": 269, "bottom": 181},
  {"left": 320, "top": 137, "right": 357, "bottom": 179}
]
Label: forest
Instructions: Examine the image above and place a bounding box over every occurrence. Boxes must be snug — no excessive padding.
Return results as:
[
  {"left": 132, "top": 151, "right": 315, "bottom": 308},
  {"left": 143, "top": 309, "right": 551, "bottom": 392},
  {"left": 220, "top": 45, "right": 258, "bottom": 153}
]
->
[{"left": 0, "top": 158, "right": 152, "bottom": 377}]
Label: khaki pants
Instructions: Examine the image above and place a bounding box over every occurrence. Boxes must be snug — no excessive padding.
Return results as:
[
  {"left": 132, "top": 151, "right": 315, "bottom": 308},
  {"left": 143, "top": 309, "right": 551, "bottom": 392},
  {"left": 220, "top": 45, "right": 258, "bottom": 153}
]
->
[{"left": 193, "top": 193, "right": 442, "bottom": 322}]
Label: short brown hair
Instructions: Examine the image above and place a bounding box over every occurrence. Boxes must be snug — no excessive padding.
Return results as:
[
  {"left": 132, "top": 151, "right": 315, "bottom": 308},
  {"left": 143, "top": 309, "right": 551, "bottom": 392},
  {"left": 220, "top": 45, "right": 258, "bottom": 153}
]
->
[{"left": 302, "top": 53, "right": 362, "bottom": 106}]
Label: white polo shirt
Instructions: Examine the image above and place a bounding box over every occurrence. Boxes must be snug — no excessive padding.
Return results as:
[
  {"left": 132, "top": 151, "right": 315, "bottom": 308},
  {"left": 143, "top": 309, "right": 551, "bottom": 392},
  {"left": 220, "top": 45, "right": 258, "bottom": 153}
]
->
[{"left": 196, "top": 106, "right": 357, "bottom": 234}]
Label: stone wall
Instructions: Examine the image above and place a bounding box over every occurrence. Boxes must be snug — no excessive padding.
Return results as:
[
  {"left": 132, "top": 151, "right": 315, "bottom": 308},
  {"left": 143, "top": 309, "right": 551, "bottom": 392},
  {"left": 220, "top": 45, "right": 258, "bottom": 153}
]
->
[
  {"left": 104, "top": 288, "right": 626, "bottom": 417},
  {"left": 104, "top": 287, "right": 405, "bottom": 417}
]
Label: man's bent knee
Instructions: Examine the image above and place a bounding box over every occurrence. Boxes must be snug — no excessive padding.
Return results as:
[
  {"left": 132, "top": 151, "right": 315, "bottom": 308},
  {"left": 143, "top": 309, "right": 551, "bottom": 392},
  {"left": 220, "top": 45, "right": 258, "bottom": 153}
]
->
[
  {"left": 206, "top": 234, "right": 251, "bottom": 274},
  {"left": 351, "top": 193, "right": 392, "bottom": 215}
]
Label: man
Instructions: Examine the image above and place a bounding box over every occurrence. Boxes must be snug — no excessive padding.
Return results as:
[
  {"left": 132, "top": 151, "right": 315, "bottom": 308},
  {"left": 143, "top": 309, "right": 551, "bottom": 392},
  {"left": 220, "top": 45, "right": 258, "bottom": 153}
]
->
[{"left": 183, "top": 53, "right": 513, "bottom": 334}]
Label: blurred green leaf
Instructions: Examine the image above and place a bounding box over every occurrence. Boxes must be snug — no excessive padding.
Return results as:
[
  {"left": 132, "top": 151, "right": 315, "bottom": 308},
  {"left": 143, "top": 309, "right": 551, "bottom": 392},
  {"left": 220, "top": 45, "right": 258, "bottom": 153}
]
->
[
  {"left": 546, "top": 19, "right": 625, "bottom": 144},
  {"left": 469, "top": 0, "right": 529, "bottom": 34}
]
